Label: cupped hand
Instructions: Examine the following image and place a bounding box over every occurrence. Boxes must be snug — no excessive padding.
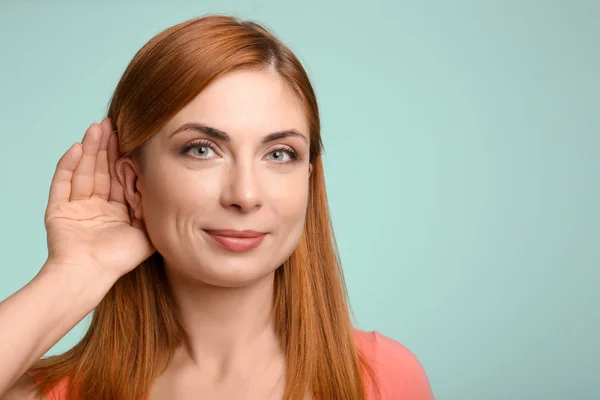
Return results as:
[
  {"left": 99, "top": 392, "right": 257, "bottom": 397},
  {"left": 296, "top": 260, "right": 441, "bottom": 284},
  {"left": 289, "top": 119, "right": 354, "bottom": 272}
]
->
[{"left": 43, "top": 119, "right": 156, "bottom": 281}]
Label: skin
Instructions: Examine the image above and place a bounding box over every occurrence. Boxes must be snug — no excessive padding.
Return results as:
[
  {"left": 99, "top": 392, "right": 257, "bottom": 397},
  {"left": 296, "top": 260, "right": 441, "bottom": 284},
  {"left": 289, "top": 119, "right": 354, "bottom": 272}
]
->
[{"left": 116, "top": 68, "right": 313, "bottom": 399}]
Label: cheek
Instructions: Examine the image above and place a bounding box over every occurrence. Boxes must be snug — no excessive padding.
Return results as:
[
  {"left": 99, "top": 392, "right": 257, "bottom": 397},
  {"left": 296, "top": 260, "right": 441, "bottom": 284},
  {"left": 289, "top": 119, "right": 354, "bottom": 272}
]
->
[
  {"left": 139, "top": 168, "right": 220, "bottom": 235},
  {"left": 266, "top": 173, "right": 310, "bottom": 221},
  {"left": 265, "top": 176, "right": 309, "bottom": 266},
  {"left": 143, "top": 167, "right": 219, "bottom": 208}
]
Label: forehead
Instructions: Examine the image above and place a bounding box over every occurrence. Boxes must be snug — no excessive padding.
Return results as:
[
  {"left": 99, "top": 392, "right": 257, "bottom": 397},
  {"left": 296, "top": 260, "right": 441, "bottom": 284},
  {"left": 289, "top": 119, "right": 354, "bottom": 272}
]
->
[{"left": 163, "top": 69, "right": 309, "bottom": 140}]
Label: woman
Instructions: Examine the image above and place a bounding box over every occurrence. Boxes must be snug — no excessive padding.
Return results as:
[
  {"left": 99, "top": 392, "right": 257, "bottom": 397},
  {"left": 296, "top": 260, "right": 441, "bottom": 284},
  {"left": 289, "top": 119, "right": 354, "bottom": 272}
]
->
[{"left": 0, "top": 14, "right": 433, "bottom": 400}]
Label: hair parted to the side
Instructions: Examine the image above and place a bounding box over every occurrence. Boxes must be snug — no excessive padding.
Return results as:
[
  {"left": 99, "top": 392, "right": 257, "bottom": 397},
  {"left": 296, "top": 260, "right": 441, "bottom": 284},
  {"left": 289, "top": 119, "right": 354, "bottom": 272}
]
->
[{"left": 28, "top": 14, "right": 379, "bottom": 400}]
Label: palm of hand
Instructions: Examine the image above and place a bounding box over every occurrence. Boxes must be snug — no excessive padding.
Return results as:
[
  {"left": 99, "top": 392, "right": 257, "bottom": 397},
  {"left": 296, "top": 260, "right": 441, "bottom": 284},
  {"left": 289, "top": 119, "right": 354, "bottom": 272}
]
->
[{"left": 43, "top": 119, "right": 155, "bottom": 279}]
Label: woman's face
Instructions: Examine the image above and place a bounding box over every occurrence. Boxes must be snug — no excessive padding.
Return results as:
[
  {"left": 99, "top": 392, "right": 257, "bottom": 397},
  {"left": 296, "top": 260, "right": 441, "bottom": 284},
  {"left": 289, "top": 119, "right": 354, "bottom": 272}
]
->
[{"left": 121, "top": 68, "right": 312, "bottom": 287}]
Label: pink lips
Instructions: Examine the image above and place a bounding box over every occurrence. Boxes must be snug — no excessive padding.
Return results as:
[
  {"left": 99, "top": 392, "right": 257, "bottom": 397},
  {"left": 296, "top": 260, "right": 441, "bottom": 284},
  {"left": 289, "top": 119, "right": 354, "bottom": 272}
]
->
[{"left": 203, "top": 229, "right": 267, "bottom": 252}]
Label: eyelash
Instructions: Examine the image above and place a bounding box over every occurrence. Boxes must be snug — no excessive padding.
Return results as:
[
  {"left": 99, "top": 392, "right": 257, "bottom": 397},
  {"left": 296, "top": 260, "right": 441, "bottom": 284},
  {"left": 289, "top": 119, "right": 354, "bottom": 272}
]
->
[{"left": 181, "top": 139, "right": 300, "bottom": 164}]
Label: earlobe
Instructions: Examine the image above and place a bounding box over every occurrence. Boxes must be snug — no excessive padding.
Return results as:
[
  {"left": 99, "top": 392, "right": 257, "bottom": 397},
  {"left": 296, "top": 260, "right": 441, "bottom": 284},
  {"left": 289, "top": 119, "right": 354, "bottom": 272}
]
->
[{"left": 115, "top": 157, "right": 144, "bottom": 221}]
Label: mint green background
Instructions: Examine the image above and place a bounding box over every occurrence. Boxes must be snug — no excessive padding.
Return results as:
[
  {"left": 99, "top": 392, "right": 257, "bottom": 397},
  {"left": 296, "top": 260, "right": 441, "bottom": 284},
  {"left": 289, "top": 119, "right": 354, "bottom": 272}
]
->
[{"left": 1, "top": 1, "right": 598, "bottom": 399}]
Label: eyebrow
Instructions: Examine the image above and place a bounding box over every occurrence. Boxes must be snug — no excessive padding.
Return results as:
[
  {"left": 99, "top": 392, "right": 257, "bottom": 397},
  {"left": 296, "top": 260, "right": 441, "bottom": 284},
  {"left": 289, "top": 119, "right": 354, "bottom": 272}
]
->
[{"left": 168, "top": 122, "right": 308, "bottom": 144}]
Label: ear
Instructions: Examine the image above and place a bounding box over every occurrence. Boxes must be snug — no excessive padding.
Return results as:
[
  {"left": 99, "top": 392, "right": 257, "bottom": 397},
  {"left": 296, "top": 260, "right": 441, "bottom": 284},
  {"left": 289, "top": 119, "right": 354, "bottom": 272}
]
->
[
  {"left": 115, "top": 157, "right": 144, "bottom": 221},
  {"left": 308, "top": 163, "right": 313, "bottom": 177}
]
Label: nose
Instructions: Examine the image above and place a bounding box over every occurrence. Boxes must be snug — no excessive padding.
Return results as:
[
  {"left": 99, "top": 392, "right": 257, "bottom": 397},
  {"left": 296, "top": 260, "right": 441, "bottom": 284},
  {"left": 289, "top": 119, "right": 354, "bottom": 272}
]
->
[{"left": 220, "top": 161, "right": 263, "bottom": 213}]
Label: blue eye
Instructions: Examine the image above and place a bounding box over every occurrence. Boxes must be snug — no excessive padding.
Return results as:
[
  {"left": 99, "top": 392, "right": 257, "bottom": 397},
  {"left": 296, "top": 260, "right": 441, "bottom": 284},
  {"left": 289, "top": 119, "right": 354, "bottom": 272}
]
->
[
  {"left": 181, "top": 140, "right": 217, "bottom": 159},
  {"left": 266, "top": 146, "right": 298, "bottom": 164}
]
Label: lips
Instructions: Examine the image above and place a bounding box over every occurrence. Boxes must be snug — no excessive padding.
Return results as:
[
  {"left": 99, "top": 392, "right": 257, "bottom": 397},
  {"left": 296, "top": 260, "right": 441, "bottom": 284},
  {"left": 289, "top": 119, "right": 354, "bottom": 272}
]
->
[{"left": 203, "top": 229, "right": 267, "bottom": 252}]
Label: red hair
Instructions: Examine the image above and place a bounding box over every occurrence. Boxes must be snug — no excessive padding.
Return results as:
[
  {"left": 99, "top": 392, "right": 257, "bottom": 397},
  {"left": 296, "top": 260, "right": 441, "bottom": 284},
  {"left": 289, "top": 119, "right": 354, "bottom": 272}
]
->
[{"left": 28, "top": 14, "right": 379, "bottom": 400}]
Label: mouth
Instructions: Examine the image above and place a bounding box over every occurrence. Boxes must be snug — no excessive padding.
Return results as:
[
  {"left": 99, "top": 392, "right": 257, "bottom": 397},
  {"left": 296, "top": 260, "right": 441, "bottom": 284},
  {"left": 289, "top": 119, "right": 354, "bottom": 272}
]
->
[{"left": 202, "top": 229, "right": 267, "bottom": 252}]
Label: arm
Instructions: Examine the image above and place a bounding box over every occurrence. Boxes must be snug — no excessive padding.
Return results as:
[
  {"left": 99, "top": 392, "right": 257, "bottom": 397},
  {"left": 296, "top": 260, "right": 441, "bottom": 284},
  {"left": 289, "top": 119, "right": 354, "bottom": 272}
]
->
[
  {"left": 0, "top": 263, "right": 114, "bottom": 398},
  {"left": 0, "top": 119, "right": 154, "bottom": 397}
]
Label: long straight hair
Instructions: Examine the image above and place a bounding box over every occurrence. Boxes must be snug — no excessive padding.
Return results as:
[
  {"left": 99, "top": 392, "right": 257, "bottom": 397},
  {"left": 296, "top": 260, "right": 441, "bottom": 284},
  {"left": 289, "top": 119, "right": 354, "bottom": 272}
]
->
[{"left": 29, "top": 14, "right": 378, "bottom": 400}]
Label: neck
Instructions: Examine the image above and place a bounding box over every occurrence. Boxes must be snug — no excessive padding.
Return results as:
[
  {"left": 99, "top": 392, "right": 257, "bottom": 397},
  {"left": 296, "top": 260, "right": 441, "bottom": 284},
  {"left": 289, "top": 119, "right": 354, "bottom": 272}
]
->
[{"left": 164, "top": 266, "right": 283, "bottom": 377}]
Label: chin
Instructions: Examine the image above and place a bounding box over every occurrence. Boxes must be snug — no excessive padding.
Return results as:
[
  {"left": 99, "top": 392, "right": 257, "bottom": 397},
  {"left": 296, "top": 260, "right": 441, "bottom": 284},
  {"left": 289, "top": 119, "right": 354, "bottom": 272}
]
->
[{"left": 189, "top": 259, "right": 280, "bottom": 288}]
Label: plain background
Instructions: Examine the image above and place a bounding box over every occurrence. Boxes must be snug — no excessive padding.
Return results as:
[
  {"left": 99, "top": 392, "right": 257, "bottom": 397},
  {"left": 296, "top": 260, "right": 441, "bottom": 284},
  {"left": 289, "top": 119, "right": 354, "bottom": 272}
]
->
[{"left": 0, "top": 1, "right": 598, "bottom": 399}]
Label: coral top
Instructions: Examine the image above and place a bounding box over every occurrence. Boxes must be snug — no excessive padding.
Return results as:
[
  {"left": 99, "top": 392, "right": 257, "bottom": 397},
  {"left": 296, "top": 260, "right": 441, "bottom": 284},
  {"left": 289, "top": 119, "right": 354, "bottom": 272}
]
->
[{"left": 35, "top": 329, "right": 433, "bottom": 399}]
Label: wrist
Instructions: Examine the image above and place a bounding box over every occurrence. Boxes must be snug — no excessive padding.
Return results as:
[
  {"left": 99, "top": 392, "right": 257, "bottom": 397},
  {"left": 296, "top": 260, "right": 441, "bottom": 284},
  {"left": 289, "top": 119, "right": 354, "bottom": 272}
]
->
[{"left": 37, "top": 260, "right": 117, "bottom": 306}]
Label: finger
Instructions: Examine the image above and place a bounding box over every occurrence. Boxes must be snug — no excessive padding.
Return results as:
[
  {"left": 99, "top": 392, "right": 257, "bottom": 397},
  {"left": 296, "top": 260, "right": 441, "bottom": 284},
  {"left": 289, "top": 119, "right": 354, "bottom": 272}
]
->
[
  {"left": 70, "top": 123, "right": 103, "bottom": 201},
  {"left": 47, "top": 142, "right": 83, "bottom": 207},
  {"left": 91, "top": 119, "right": 112, "bottom": 200},
  {"left": 107, "top": 124, "right": 126, "bottom": 205}
]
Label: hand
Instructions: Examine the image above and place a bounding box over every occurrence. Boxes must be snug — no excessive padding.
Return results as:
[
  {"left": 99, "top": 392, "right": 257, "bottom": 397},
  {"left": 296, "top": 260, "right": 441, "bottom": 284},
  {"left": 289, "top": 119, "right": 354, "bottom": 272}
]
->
[{"left": 42, "top": 119, "right": 155, "bottom": 281}]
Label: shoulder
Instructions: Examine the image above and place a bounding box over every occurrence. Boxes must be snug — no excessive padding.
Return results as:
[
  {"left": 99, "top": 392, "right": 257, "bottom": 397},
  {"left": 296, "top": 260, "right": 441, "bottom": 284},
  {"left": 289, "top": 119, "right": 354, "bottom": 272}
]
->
[{"left": 354, "top": 329, "right": 434, "bottom": 400}]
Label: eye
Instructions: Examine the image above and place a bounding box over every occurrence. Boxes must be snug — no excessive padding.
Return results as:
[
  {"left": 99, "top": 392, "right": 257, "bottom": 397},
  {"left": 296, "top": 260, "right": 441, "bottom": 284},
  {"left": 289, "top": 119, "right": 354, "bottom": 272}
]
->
[
  {"left": 181, "top": 140, "right": 218, "bottom": 159},
  {"left": 266, "top": 146, "right": 299, "bottom": 164}
]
